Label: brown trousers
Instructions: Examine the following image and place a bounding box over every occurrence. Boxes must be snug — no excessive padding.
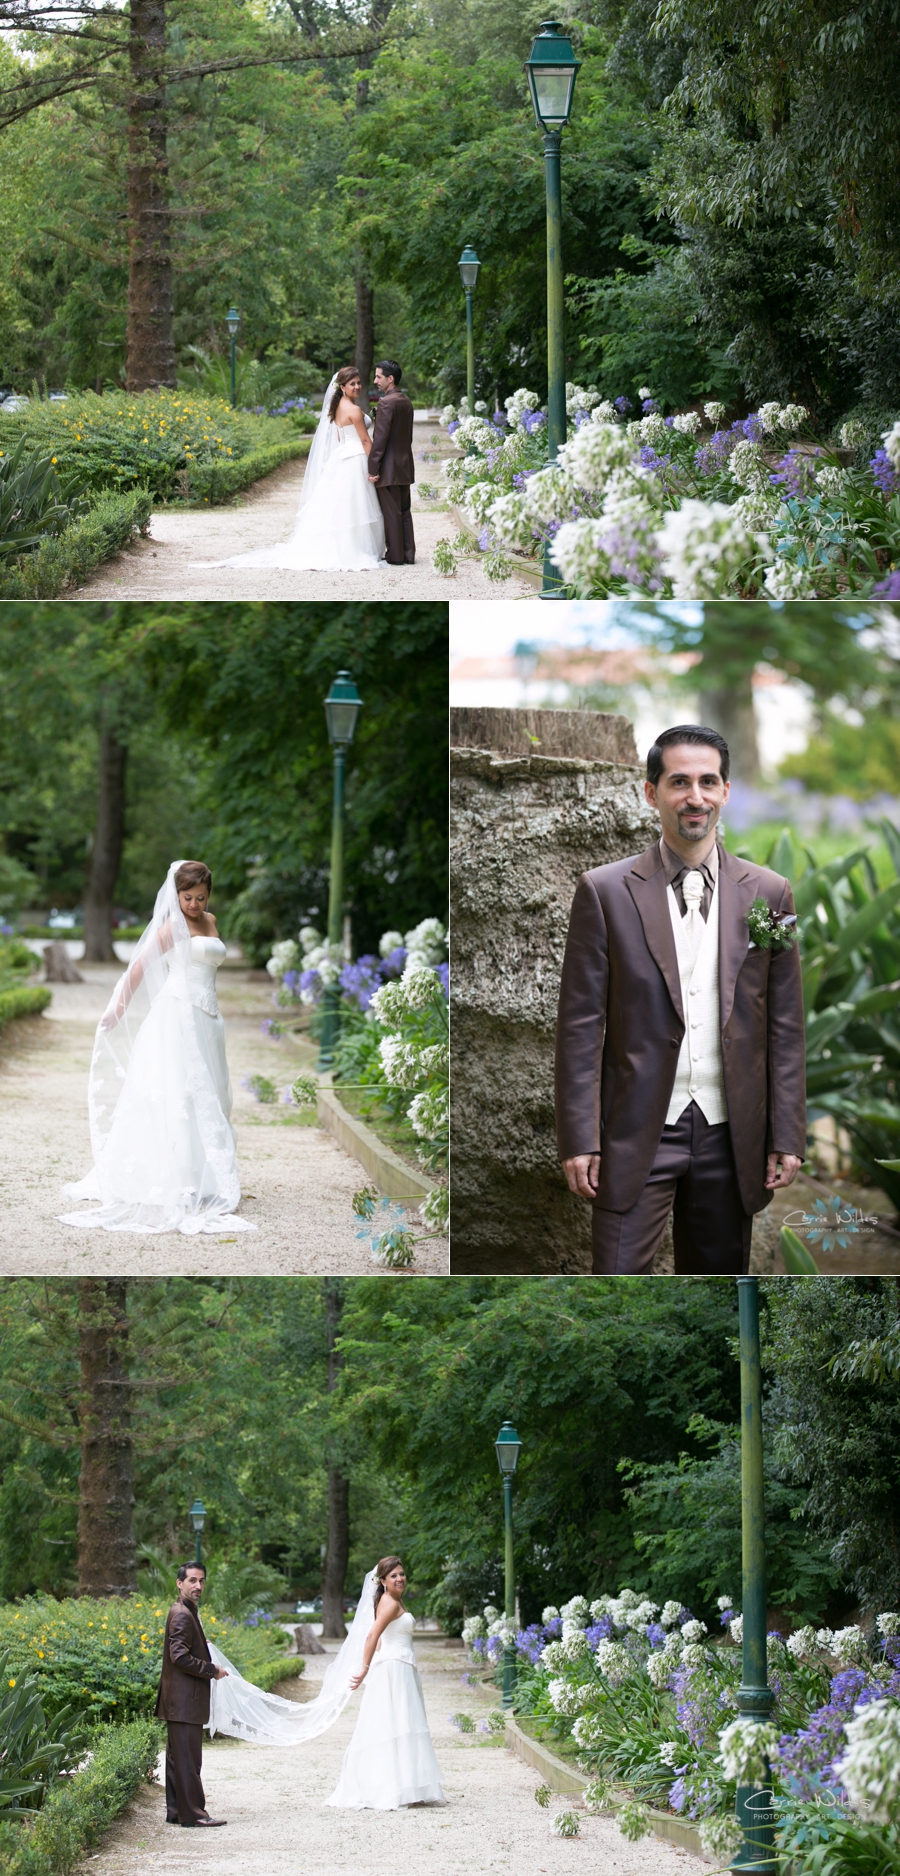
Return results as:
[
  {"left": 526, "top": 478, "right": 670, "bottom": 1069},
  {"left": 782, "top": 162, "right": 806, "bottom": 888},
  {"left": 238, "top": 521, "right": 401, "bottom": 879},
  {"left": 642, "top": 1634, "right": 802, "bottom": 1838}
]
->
[
  {"left": 376, "top": 484, "right": 416, "bottom": 563},
  {"left": 165, "top": 1721, "right": 207, "bottom": 1824},
  {"left": 591, "top": 1101, "right": 753, "bottom": 1275}
]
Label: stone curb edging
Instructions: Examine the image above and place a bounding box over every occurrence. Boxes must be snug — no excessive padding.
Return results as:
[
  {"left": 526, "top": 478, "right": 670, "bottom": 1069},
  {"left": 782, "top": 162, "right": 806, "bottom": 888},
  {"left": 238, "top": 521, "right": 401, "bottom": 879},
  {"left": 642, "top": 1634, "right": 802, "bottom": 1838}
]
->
[
  {"left": 504, "top": 1717, "right": 712, "bottom": 1862},
  {"left": 316, "top": 1081, "right": 433, "bottom": 1204}
]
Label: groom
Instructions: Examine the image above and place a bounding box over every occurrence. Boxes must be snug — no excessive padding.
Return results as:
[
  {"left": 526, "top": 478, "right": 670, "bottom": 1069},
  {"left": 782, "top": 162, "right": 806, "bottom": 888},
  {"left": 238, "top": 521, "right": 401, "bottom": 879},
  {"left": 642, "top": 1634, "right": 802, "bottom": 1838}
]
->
[
  {"left": 367, "top": 358, "right": 416, "bottom": 564},
  {"left": 155, "top": 1562, "right": 228, "bottom": 1827},
  {"left": 555, "top": 724, "right": 807, "bottom": 1274}
]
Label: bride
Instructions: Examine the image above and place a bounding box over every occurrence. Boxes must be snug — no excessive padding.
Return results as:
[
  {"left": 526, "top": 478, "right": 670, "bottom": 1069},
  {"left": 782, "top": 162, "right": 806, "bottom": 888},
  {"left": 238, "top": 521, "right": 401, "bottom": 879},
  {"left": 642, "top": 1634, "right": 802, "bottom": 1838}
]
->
[
  {"left": 201, "top": 366, "right": 387, "bottom": 573},
  {"left": 59, "top": 859, "right": 255, "bottom": 1236},
  {"left": 206, "top": 1555, "right": 446, "bottom": 1810}
]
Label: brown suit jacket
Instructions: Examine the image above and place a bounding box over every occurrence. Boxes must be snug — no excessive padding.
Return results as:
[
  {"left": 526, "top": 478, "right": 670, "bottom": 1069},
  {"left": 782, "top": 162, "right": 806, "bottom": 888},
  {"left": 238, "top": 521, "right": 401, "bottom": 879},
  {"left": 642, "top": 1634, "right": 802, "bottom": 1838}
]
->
[
  {"left": 554, "top": 841, "right": 806, "bottom": 1216},
  {"left": 367, "top": 390, "right": 415, "bottom": 487},
  {"left": 155, "top": 1598, "right": 216, "bottom": 1725}
]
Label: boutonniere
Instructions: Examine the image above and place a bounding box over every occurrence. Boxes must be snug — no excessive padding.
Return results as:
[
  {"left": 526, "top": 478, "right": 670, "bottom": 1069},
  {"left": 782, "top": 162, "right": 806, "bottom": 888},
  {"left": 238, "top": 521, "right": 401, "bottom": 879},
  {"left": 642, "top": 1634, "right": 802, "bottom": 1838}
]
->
[{"left": 747, "top": 897, "right": 798, "bottom": 951}]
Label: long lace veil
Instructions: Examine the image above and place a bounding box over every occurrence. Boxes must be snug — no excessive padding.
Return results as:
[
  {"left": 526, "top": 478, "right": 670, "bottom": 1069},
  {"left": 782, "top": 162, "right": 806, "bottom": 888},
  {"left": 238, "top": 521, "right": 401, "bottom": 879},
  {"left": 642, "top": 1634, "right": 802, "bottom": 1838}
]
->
[
  {"left": 207, "top": 1568, "right": 379, "bottom": 1745},
  {"left": 297, "top": 373, "right": 342, "bottom": 512},
  {"left": 80, "top": 859, "right": 191, "bottom": 1170}
]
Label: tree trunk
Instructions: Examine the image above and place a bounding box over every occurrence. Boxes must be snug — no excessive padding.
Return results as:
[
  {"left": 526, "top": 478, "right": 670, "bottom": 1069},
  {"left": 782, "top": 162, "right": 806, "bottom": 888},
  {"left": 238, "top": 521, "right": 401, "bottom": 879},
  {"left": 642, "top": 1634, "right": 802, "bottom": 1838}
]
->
[
  {"left": 702, "top": 674, "right": 762, "bottom": 785},
  {"left": 354, "top": 270, "right": 375, "bottom": 414},
  {"left": 320, "top": 1280, "right": 349, "bottom": 1639},
  {"left": 83, "top": 696, "right": 127, "bottom": 963},
  {"left": 126, "top": 0, "right": 176, "bottom": 390},
  {"left": 77, "top": 1280, "right": 138, "bottom": 1598}
]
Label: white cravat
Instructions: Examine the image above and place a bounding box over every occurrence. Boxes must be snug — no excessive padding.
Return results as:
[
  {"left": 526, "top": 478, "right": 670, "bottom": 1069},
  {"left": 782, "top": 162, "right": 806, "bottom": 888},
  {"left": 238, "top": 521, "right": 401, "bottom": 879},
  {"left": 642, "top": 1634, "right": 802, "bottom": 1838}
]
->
[{"left": 681, "top": 869, "right": 706, "bottom": 963}]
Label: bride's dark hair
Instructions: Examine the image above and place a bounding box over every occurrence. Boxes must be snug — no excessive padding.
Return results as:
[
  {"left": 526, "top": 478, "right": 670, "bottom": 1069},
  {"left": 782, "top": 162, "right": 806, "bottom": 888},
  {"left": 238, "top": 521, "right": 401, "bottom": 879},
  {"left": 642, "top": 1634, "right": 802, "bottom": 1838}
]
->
[
  {"left": 328, "top": 365, "right": 361, "bottom": 422},
  {"left": 373, "top": 1556, "right": 403, "bottom": 1614},
  {"left": 175, "top": 861, "right": 212, "bottom": 893}
]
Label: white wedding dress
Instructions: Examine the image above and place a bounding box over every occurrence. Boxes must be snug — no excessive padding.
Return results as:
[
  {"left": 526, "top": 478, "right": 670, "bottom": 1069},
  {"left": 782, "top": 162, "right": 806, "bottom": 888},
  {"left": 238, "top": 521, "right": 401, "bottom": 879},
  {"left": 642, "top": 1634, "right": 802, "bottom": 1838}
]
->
[
  {"left": 59, "top": 862, "right": 254, "bottom": 1236},
  {"left": 204, "top": 1571, "right": 445, "bottom": 1810},
  {"left": 199, "top": 378, "right": 387, "bottom": 573}
]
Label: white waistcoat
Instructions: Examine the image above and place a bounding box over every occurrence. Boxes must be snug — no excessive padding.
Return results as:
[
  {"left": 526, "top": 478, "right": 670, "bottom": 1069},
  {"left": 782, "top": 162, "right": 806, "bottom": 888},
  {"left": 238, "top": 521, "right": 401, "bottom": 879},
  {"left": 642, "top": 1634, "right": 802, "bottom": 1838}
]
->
[{"left": 664, "top": 876, "right": 728, "bottom": 1126}]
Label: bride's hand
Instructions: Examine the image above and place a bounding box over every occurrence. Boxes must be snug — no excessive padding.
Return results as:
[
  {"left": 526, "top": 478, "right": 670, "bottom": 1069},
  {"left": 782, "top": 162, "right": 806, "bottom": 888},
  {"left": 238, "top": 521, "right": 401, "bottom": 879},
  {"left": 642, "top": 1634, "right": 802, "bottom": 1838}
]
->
[
  {"left": 349, "top": 1670, "right": 366, "bottom": 1689},
  {"left": 99, "top": 1009, "right": 121, "bottom": 1031}
]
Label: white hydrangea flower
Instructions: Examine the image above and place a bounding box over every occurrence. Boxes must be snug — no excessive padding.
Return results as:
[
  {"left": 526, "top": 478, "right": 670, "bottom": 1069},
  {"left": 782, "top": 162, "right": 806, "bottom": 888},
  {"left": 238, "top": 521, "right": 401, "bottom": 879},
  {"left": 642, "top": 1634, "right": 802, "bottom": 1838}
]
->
[
  {"left": 637, "top": 386, "right": 654, "bottom": 400},
  {"left": 704, "top": 401, "right": 727, "bottom": 425},
  {"left": 763, "top": 559, "right": 819, "bottom": 599},
  {"left": 378, "top": 1035, "right": 424, "bottom": 1088},
  {"left": 474, "top": 399, "right": 487, "bottom": 413},
  {"left": 756, "top": 401, "right": 784, "bottom": 434},
  {"left": 592, "top": 400, "right": 618, "bottom": 423},
  {"left": 266, "top": 938, "right": 301, "bottom": 978},
  {"left": 400, "top": 963, "right": 442, "bottom": 1007},
  {"left": 661, "top": 1600, "right": 684, "bottom": 1628},
  {"left": 834, "top": 1699, "right": 900, "bottom": 1826},
  {"left": 541, "top": 1606, "right": 561, "bottom": 1625},
  {"left": 561, "top": 1629, "right": 593, "bottom": 1663},
  {"left": 658, "top": 1741, "right": 681, "bottom": 1767},
  {"left": 716, "top": 1719, "right": 781, "bottom": 1784},
  {"left": 646, "top": 1651, "right": 672, "bottom": 1688},
  {"left": 451, "top": 414, "right": 495, "bottom": 454},
  {"left": 656, "top": 499, "right": 769, "bottom": 597},
  {"left": 832, "top": 1625, "right": 869, "bottom": 1666},
  {"left": 378, "top": 929, "right": 404, "bottom": 958},
  {"left": 816, "top": 464, "right": 845, "bottom": 499},
  {"left": 728, "top": 439, "right": 770, "bottom": 489},
  {"left": 462, "top": 1614, "right": 487, "bottom": 1644},
  {"left": 595, "top": 1639, "right": 634, "bottom": 1686},
  {"left": 729, "top": 1614, "right": 744, "bottom": 1644},
  {"left": 438, "top": 403, "right": 458, "bottom": 427},
  {"left": 483, "top": 1605, "right": 499, "bottom": 1623},
  {"left": 671, "top": 410, "right": 700, "bottom": 435},
  {"left": 540, "top": 1640, "right": 567, "bottom": 1672},
  {"left": 547, "top": 1678, "right": 583, "bottom": 1717},
  {"left": 404, "top": 917, "right": 447, "bottom": 967},
  {"left": 681, "top": 1643, "right": 706, "bottom": 1669},
  {"left": 627, "top": 1599, "right": 660, "bottom": 1628},
  {"left": 504, "top": 387, "right": 541, "bottom": 429},
  {"left": 882, "top": 420, "right": 900, "bottom": 472},
  {"left": 767, "top": 1633, "right": 788, "bottom": 1662},
  {"left": 572, "top": 1711, "right": 604, "bottom": 1748},
  {"left": 560, "top": 1596, "right": 591, "bottom": 1626},
  {"left": 734, "top": 488, "right": 779, "bottom": 533},
  {"left": 625, "top": 419, "right": 643, "bottom": 442},
  {"left": 407, "top": 1086, "right": 448, "bottom": 1139},
  {"left": 786, "top": 1626, "right": 817, "bottom": 1659},
  {"left": 616, "top": 1590, "right": 641, "bottom": 1609},
  {"left": 464, "top": 478, "right": 501, "bottom": 527},
  {"left": 717, "top": 1596, "right": 736, "bottom": 1613},
  {"left": 565, "top": 381, "right": 601, "bottom": 416},
  {"left": 663, "top": 1629, "right": 684, "bottom": 1656},
  {"left": 779, "top": 403, "right": 809, "bottom": 431},
  {"left": 876, "top": 1613, "right": 900, "bottom": 1638},
  {"left": 681, "top": 1619, "right": 708, "bottom": 1644},
  {"left": 557, "top": 418, "right": 636, "bottom": 492},
  {"left": 639, "top": 412, "right": 669, "bottom": 448},
  {"left": 816, "top": 1628, "right": 835, "bottom": 1651},
  {"left": 839, "top": 418, "right": 868, "bottom": 449},
  {"left": 700, "top": 1816, "right": 745, "bottom": 1863}
]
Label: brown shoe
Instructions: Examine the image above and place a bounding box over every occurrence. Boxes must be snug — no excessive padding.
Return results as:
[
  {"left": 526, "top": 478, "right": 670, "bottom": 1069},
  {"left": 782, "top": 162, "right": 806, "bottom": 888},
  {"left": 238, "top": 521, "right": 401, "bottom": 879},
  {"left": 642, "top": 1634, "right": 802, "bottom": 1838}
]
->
[{"left": 182, "top": 1818, "right": 227, "bottom": 1827}]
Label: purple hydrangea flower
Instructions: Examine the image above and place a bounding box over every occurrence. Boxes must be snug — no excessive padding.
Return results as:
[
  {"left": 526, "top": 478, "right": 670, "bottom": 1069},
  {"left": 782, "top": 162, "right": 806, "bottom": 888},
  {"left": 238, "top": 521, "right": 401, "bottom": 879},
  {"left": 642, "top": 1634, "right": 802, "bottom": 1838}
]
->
[
  {"left": 770, "top": 449, "right": 822, "bottom": 497},
  {"left": 873, "top": 570, "right": 900, "bottom": 597},
  {"left": 871, "top": 448, "right": 900, "bottom": 495},
  {"left": 695, "top": 430, "right": 735, "bottom": 476},
  {"left": 522, "top": 410, "right": 546, "bottom": 435},
  {"left": 339, "top": 954, "right": 383, "bottom": 1011},
  {"left": 739, "top": 413, "right": 764, "bottom": 442},
  {"left": 447, "top": 420, "right": 460, "bottom": 437},
  {"left": 614, "top": 396, "right": 633, "bottom": 415},
  {"left": 574, "top": 408, "right": 592, "bottom": 428},
  {"left": 435, "top": 961, "right": 449, "bottom": 998},
  {"left": 641, "top": 397, "right": 660, "bottom": 414},
  {"left": 478, "top": 526, "right": 491, "bottom": 550}
]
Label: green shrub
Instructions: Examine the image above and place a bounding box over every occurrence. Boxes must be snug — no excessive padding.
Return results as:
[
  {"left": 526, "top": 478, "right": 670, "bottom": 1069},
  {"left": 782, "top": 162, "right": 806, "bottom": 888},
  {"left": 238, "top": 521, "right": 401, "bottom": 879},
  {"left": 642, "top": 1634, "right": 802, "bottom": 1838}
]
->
[
  {"left": 0, "top": 390, "right": 308, "bottom": 504},
  {"left": 0, "top": 1650, "right": 85, "bottom": 1816},
  {"left": 0, "top": 938, "right": 36, "bottom": 983},
  {"left": 182, "top": 438, "right": 309, "bottom": 505},
  {"left": 0, "top": 1716, "right": 163, "bottom": 1876},
  {"left": 0, "top": 989, "right": 51, "bottom": 1033},
  {"left": 0, "top": 437, "right": 89, "bottom": 559},
  {"left": 0, "top": 489, "right": 152, "bottom": 600},
  {"left": 0, "top": 1597, "right": 299, "bottom": 1725}
]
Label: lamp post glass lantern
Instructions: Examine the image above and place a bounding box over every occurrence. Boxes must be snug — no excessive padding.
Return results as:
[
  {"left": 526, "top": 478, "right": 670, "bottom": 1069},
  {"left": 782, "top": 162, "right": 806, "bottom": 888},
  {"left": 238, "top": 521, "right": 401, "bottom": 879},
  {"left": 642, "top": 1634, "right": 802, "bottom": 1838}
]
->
[
  {"left": 523, "top": 23, "right": 581, "bottom": 599},
  {"left": 458, "top": 244, "right": 481, "bottom": 412},
  {"left": 189, "top": 1496, "right": 206, "bottom": 1567},
  {"left": 494, "top": 1422, "right": 522, "bottom": 1708},
  {"left": 226, "top": 307, "right": 240, "bottom": 407},
  {"left": 733, "top": 1278, "right": 777, "bottom": 1873},
  {"left": 317, "top": 672, "right": 364, "bottom": 1071}
]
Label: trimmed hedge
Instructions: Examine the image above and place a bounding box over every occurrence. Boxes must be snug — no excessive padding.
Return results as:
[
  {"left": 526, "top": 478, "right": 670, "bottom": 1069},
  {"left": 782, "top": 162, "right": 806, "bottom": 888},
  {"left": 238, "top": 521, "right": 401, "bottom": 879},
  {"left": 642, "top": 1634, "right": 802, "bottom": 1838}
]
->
[
  {"left": 0, "top": 987, "right": 51, "bottom": 1032},
  {"left": 183, "top": 436, "right": 309, "bottom": 504},
  {"left": 0, "top": 489, "right": 152, "bottom": 600},
  {"left": 0, "top": 1718, "right": 163, "bottom": 1876}
]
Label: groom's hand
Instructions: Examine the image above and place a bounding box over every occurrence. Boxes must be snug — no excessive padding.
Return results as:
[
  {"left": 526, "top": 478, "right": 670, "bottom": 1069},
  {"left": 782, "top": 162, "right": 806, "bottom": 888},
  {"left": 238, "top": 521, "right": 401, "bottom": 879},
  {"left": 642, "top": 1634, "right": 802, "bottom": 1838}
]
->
[
  {"left": 214, "top": 1667, "right": 229, "bottom": 1679},
  {"left": 562, "top": 1154, "right": 600, "bottom": 1201},
  {"left": 368, "top": 473, "right": 379, "bottom": 482}
]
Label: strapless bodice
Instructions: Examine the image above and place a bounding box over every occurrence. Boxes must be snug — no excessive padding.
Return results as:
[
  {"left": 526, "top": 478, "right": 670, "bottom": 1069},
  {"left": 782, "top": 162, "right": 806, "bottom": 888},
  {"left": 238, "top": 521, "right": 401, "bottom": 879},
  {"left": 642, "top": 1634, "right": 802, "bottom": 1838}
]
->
[
  {"left": 335, "top": 422, "right": 369, "bottom": 459},
  {"left": 163, "top": 934, "right": 226, "bottom": 1017},
  {"left": 372, "top": 1610, "right": 417, "bottom": 1669}
]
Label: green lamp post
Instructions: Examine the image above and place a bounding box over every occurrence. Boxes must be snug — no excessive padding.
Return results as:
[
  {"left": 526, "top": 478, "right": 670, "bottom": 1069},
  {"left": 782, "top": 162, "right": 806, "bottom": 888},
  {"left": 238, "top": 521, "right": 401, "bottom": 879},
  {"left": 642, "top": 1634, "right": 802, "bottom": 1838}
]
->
[
  {"left": 317, "top": 671, "right": 364, "bottom": 1072},
  {"left": 732, "top": 1278, "right": 777, "bottom": 1873},
  {"left": 494, "top": 1421, "right": 522, "bottom": 1709},
  {"left": 523, "top": 22, "right": 581, "bottom": 599},
  {"left": 226, "top": 307, "right": 240, "bottom": 407},
  {"left": 189, "top": 1496, "right": 206, "bottom": 1568},
  {"left": 458, "top": 244, "right": 481, "bottom": 413}
]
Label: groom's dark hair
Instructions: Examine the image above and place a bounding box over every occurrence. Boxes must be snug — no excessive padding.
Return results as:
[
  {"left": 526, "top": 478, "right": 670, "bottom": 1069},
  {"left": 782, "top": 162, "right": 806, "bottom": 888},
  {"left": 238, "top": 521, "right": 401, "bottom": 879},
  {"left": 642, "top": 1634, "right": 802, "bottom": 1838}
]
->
[
  {"left": 647, "top": 725, "right": 730, "bottom": 785},
  {"left": 376, "top": 359, "right": 402, "bottom": 386},
  {"left": 177, "top": 1562, "right": 206, "bottom": 1581}
]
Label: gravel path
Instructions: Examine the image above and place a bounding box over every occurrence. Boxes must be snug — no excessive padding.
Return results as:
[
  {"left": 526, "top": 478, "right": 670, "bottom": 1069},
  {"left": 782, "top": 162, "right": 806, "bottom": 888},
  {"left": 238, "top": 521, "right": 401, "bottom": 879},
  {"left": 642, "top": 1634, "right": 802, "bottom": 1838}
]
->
[
  {"left": 82, "top": 1635, "right": 709, "bottom": 1876},
  {"left": 0, "top": 966, "right": 447, "bottom": 1274},
  {"left": 69, "top": 454, "right": 533, "bottom": 601}
]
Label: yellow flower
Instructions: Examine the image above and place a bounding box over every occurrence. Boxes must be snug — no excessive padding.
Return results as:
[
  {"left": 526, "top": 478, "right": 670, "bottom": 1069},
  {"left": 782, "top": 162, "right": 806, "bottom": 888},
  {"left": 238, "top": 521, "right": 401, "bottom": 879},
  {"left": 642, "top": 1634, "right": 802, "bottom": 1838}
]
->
[
  {"left": 37, "top": 1651, "right": 44, "bottom": 1658},
  {"left": 51, "top": 456, "right": 57, "bottom": 463},
  {"left": 8, "top": 1678, "right": 15, "bottom": 1688}
]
